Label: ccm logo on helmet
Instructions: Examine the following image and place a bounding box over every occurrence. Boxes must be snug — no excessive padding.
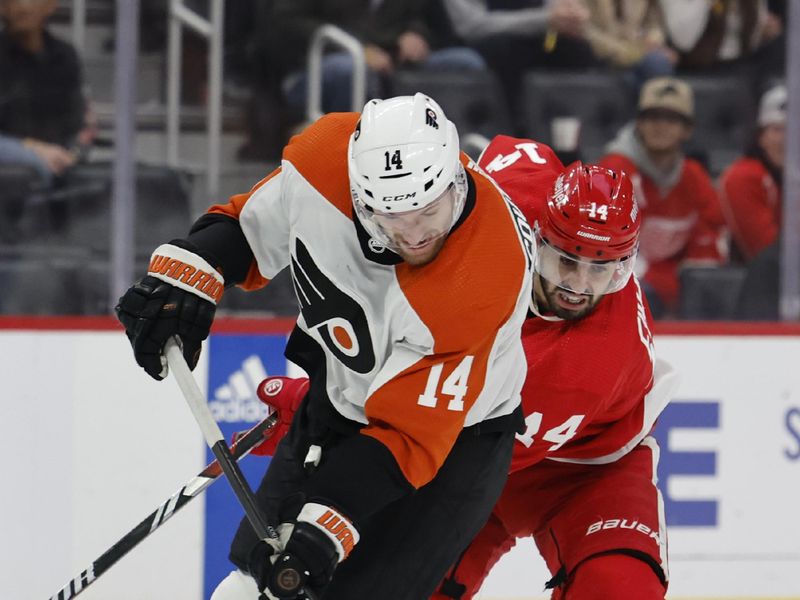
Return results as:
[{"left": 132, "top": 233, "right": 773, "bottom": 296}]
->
[
  {"left": 576, "top": 231, "right": 612, "bottom": 242},
  {"left": 382, "top": 192, "right": 417, "bottom": 202}
]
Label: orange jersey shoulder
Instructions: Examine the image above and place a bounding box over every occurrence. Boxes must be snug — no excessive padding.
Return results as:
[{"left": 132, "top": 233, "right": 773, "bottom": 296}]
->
[
  {"left": 282, "top": 112, "right": 359, "bottom": 218},
  {"left": 205, "top": 113, "right": 359, "bottom": 289},
  {"left": 208, "top": 112, "right": 358, "bottom": 222},
  {"left": 396, "top": 160, "right": 530, "bottom": 354}
]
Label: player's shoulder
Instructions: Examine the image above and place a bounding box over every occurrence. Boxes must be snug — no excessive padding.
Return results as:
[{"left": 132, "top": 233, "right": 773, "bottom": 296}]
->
[
  {"left": 476, "top": 136, "right": 563, "bottom": 222},
  {"left": 397, "top": 165, "right": 531, "bottom": 352},
  {"left": 478, "top": 136, "right": 563, "bottom": 181},
  {"left": 464, "top": 157, "right": 535, "bottom": 271},
  {"left": 281, "top": 112, "right": 359, "bottom": 215},
  {"left": 284, "top": 112, "right": 358, "bottom": 166},
  {"left": 592, "top": 277, "right": 654, "bottom": 358}
]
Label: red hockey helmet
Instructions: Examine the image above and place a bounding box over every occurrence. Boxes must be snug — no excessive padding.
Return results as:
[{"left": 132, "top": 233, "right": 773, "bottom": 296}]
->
[{"left": 535, "top": 163, "right": 641, "bottom": 295}]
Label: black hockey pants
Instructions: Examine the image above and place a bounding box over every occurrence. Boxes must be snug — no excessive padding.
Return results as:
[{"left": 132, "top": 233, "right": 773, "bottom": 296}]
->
[{"left": 228, "top": 415, "right": 515, "bottom": 599}]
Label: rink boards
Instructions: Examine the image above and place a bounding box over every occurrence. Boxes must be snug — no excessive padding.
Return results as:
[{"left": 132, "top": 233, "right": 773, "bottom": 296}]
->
[{"left": 1, "top": 318, "right": 798, "bottom": 600}]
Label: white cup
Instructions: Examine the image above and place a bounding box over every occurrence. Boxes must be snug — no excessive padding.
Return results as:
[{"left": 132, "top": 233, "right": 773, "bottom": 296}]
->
[{"left": 551, "top": 116, "right": 581, "bottom": 152}]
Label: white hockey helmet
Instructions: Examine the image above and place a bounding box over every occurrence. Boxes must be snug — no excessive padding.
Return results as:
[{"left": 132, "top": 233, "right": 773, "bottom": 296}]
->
[{"left": 348, "top": 94, "right": 467, "bottom": 249}]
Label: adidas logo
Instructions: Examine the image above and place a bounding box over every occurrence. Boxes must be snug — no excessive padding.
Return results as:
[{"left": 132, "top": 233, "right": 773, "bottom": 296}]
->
[{"left": 209, "top": 355, "right": 270, "bottom": 423}]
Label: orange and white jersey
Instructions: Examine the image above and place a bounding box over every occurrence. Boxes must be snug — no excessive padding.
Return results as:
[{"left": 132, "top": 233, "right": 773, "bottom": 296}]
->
[{"left": 207, "top": 113, "right": 532, "bottom": 489}]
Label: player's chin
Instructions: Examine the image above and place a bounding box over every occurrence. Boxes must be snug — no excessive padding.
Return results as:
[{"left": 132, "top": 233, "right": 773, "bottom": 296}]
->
[
  {"left": 550, "top": 290, "right": 598, "bottom": 320},
  {"left": 553, "top": 305, "right": 594, "bottom": 320},
  {"left": 396, "top": 237, "right": 445, "bottom": 266}
]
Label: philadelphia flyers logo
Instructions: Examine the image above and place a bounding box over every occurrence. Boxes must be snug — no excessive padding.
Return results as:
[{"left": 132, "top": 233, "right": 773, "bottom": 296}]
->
[{"left": 291, "top": 238, "right": 376, "bottom": 374}]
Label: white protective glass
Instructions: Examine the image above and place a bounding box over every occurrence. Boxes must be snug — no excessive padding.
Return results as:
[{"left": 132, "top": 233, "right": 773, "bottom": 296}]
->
[
  {"left": 534, "top": 229, "right": 636, "bottom": 296},
  {"left": 353, "top": 164, "right": 467, "bottom": 252}
]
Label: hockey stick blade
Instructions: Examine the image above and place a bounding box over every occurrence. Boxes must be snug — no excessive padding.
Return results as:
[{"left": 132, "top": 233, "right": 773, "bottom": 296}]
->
[{"left": 47, "top": 413, "right": 278, "bottom": 600}]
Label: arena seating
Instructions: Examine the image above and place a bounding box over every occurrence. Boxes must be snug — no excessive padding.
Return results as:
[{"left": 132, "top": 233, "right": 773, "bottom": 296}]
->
[
  {"left": 0, "top": 8, "right": 774, "bottom": 319},
  {"left": 679, "top": 265, "right": 749, "bottom": 320},
  {"left": 681, "top": 75, "right": 757, "bottom": 177},
  {"left": 391, "top": 69, "right": 512, "bottom": 141},
  {"left": 0, "top": 253, "right": 86, "bottom": 315},
  {"left": 0, "top": 164, "right": 193, "bottom": 315},
  {"left": 520, "top": 70, "right": 635, "bottom": 162}
]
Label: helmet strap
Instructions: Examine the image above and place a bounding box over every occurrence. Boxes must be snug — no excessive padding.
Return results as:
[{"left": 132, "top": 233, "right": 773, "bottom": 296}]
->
[{"left": 530, "top": 277, "right": 563, "bottom": 322}]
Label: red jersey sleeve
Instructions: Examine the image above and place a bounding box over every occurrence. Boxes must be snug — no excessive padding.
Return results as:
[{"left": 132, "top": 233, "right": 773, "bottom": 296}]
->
[
  {"left": 478, "top": 135, "right": 564, "bottom": 182},
  {"left": 477, "top": 136, "right": 564, "bottom": 225}
]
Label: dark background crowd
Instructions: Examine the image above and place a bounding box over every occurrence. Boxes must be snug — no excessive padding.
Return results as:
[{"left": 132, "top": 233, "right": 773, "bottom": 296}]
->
[{"left": 0, "top": 0, "right": 792, "bottom": 320}]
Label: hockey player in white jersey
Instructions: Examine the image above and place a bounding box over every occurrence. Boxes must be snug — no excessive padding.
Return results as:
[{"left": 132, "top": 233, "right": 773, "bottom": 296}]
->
[{"left": 116, "top": 93, "right": 533, "bottom": 599}]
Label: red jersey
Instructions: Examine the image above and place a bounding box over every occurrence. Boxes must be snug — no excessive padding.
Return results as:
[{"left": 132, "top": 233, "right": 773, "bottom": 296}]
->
[
  {"left": 513, "top": 280, "right": 658, "bottom": 471},
  {"left": 479, "top": 136, "right": 664, "bottom": 473},
  {"left": 719, "top": 156, "right": 781, "bottom": 260},
  {"left": 599, "top": 153, "right": 727, "bottom": 310}
]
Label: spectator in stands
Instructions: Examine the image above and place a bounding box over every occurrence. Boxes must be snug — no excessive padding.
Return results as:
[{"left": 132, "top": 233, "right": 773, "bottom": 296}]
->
[
  {"left": 660, "top": 0, "right": 784, "bottom": 91},
  {"left": 271, "top": 0, "right": 486, "bottom": 117},
  {"left": 442, "top": 0, "right": 596, "bottom": 133},
  {"left": 0, "top": 0, "right": 92, "bottom": 187},
  {"left": 600, "top": 77, "right": 728, "bottom": 318},
  {"left": 584, "top": 0, "right": 676, "bottom": 96},
  {"left": 720, "top": 83, "right": 785, "bottom": 262}
]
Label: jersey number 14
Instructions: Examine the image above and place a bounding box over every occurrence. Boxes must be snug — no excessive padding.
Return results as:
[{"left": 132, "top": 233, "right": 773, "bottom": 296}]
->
[
  {"left": 417, "top": 356, "right": 474, "bottom": 412},
  {"left": 516, "top": 412, "right": 585, "bottom": 451}
]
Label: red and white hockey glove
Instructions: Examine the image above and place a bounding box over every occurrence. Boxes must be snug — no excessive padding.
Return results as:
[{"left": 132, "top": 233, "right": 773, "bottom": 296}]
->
[{"left": 249, "top": 377, "right": 309, "bottom": 457}]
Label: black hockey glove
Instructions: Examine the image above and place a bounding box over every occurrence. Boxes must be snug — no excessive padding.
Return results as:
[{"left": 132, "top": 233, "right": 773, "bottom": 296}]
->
[
  {"left": 252, "top": 502, "right": 359, "bottom": 600},
  {"left": 115, "top": 243, "right": 223, "bottom": 380}
]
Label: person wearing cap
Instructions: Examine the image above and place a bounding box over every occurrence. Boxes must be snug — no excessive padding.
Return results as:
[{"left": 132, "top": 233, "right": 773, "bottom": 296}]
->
[
  {"left": 431, "top": 135, "right": 675, "bottom": 600},
  {"left": 600, "top": 76, "right": 728, "bottom": 318},
  {"left": 719, "top": 83, "right": 786, "bottom": 262}
]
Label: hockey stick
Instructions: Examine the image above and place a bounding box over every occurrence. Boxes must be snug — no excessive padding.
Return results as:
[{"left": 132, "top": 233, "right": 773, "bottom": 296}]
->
[
  {"left": 164, "top": 337, "right": 311, "bottom": 599},
  {"left": 47, "top": 414, "right": 277, "bottom": 600},
  {"left": 165, "top": 337, "right": 277, "bottom": 540}
]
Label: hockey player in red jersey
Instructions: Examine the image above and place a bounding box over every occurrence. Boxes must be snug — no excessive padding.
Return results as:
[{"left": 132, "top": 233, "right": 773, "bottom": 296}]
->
[
  {"left": 115, "top": 94, "right": 533, "bottom": 600},
  {"left": 429, "top": 135, "right": 678, "bottom": 600}
]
